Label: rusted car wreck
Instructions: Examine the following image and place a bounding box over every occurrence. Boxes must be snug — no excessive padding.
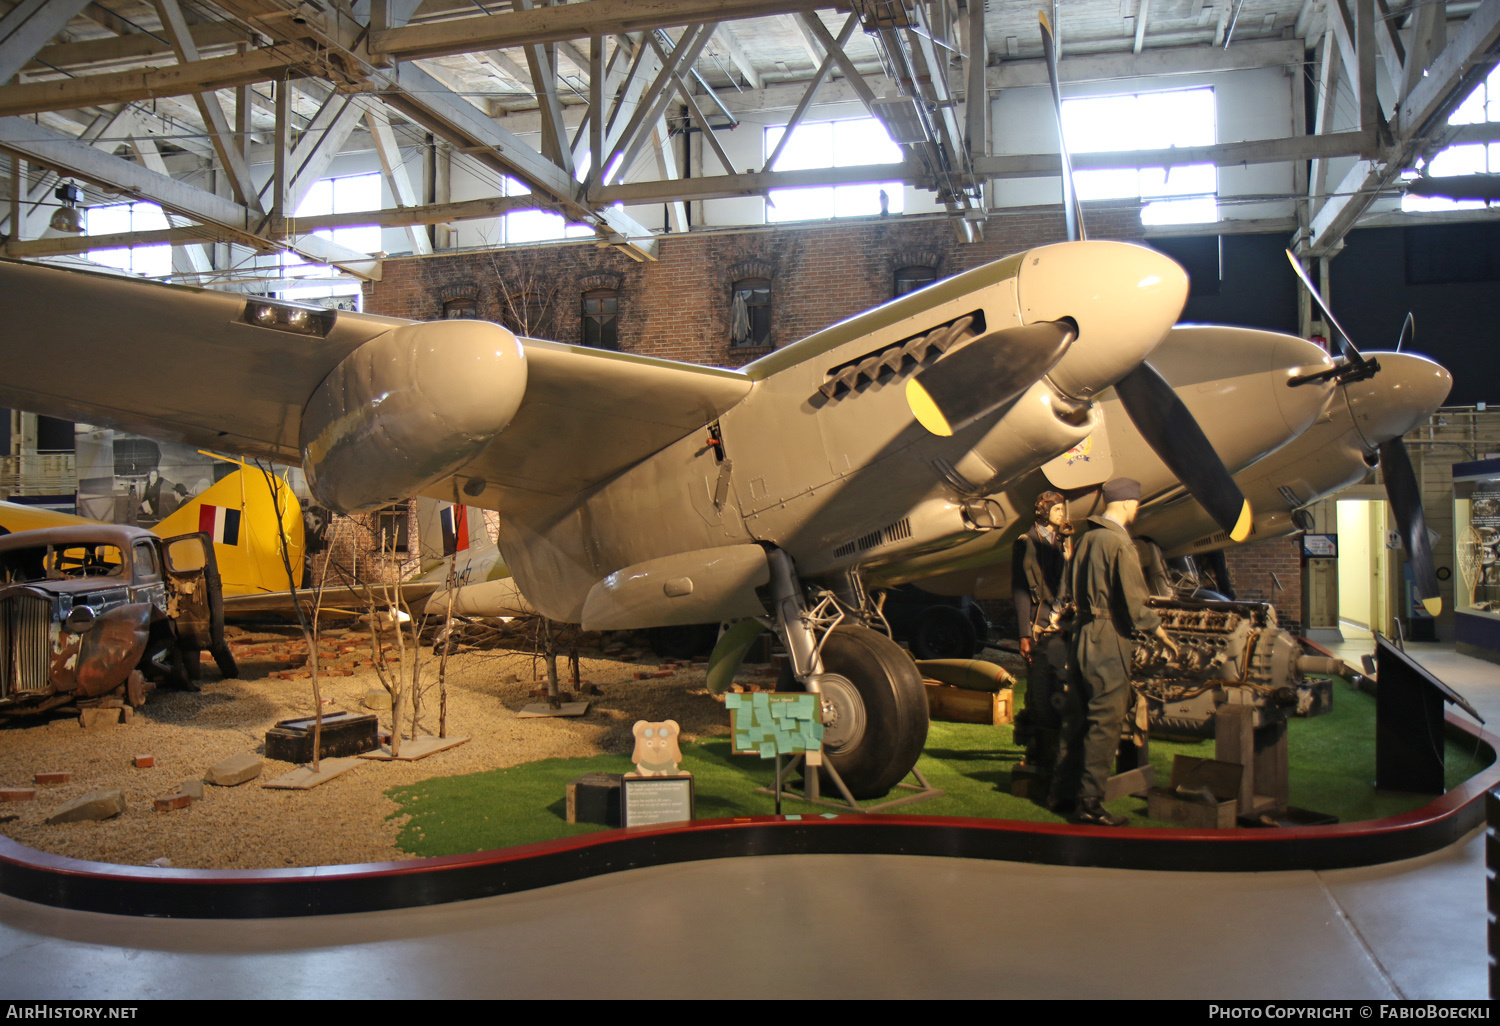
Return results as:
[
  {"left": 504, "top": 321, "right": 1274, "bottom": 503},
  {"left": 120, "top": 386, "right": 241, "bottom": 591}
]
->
[{"left": 0, "top": 524, "right": 236, "bottom": 722}]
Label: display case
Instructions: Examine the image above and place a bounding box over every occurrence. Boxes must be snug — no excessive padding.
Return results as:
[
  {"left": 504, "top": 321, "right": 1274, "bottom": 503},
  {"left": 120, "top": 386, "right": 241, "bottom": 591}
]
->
[{"left": 1453, "top": 458, "right": 1500, "bottom": 662}]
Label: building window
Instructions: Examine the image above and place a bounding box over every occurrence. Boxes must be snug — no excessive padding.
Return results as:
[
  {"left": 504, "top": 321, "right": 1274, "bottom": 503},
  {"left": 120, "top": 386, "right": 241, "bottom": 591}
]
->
[
  {"left": 498, "top": 290, "right": 555, "bottom": 339},
  {"left": 581, "top": 289, "right": 619, "bottom": 349},
  {"left": 88, "top": 201, "right": 171, "bottom": 278},
  {"left": 894, "top": 265, "right": 938, "bottom": 297},
  {"left": 1063, "top": 86, "right": 1218, "bottom": 225},
  {"left": 375, "top": 504, "right": 409, "bottom": 554},
  {"left": 1401, "top": 65, "right": 1500, "bottom": 213},
  {"left": 502, "top": 177, "right": 596, "bottom": 244},
  {"left": 730, "top": 277, "right": 771, "bottom": 348},
  {"left": 763, "top": 117, "right": 904, "bottom": 223},
  {"left": 443, "top": 298, "right": 479, "bottom": 319}
]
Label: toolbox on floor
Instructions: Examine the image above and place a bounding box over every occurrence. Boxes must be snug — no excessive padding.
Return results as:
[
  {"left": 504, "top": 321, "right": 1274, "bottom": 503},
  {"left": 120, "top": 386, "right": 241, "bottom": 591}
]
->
[{"left": 264, "top": 711, "right": 380, "bottom": 763}]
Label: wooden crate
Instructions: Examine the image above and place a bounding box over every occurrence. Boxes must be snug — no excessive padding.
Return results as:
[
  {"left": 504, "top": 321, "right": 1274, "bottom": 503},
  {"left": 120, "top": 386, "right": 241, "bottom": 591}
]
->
[{"left": 923, "top": 682, "right": 1012, "bottom": 726}]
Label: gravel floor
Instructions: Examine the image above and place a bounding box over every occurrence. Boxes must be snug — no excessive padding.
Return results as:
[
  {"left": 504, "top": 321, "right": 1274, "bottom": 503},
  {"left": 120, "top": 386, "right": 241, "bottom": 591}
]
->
[{"left": 0, "top": 624, "right": 740, "bottom": 870}]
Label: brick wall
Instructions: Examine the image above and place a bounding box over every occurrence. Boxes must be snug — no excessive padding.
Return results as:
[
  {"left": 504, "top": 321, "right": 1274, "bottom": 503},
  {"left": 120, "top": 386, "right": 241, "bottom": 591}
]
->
[
  {"left": 364, "top": 203, "right": 1143, "bottom": 367},
  {"left": 1223, "top": 537, "right": 1304, "bottom": 633}
]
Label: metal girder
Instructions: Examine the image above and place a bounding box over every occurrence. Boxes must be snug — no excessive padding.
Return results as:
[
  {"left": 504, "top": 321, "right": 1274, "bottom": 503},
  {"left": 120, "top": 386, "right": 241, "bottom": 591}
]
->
[
  {"left": 365, "top": 102, "right": 432, "bottom": 254},
  {"left": 153, "top": 0, "right": 262, "bottom": 214},
  {"left": 1307, "top": 0, "right": 1500, "bottom": 257},
  {"left": 372, "top": 0, "right": 824, "bottom": 62},
  {"left": 0, "top": 0, "right": 94, "bottom": 84}
]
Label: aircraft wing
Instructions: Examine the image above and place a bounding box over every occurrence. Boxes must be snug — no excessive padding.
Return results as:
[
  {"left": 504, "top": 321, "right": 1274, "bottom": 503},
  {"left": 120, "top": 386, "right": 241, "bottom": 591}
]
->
[
  {"left": 0, "top": 260, "right": 752, "bottom": 510},
  {"left": 221, "top": 581, "right": 443, "bottom": 618}
]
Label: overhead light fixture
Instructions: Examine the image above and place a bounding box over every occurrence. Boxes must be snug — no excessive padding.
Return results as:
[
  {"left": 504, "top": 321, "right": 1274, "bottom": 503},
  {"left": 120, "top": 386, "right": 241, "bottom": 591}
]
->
[{"left": 49, "top": 182, "right": 85, "bottom": 234}]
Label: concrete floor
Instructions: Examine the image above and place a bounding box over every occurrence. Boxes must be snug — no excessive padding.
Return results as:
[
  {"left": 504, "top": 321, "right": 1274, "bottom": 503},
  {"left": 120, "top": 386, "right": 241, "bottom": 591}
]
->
[{"left": 0, "top": 641, "right": 1494, "bottom": 1000}]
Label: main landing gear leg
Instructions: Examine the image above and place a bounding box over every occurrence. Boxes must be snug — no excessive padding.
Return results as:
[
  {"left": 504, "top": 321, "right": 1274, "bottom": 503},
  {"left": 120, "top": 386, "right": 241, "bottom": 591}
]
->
[{"left": 764, "top": 550, "right": 931, "bottom": 801}]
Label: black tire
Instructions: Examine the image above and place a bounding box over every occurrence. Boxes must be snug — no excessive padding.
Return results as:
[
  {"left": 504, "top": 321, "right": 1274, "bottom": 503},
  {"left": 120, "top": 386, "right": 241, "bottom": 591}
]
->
[
  {"left": 782, "top": 625, "right": 929, "bottom": 799},
  {"left": 910, "top": 604, "right": 978, "bottom": 660}
]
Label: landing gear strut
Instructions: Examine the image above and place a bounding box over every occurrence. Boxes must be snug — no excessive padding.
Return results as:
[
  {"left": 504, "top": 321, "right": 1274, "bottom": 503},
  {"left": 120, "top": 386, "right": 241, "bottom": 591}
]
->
[{"left": 765, "top": 551, "right": 929, "bottom": 799}]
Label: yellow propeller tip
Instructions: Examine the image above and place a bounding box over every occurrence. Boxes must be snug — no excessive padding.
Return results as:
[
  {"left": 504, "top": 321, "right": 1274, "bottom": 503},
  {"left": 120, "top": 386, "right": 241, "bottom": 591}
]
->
[
  {"left": 1039, "top": 10, "right": 1053, "bottom": 32},
  {"left": 1228, "top": 501, "right": 1253, "bottom": 544},
  {"left": 906, "top": 378, "right": 953, "bottom": 437},
  {"left": 1422, "top": 597, "right": 1443, "bottom": 617}
]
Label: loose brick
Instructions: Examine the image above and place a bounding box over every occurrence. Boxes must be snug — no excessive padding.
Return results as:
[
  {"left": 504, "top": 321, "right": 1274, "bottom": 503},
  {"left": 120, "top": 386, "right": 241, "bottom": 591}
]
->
[
  {"left": 133, "top": 755, "right": 155, "bottom": 769},
  {"left": 0, "top": 788, "right": 36, "bottom": 802},
  {"left": 153, "top": 794, "right": 192, "bottom": 812},
  {"left": 34, "top": 772, "right": 69, "bottom": 785}
]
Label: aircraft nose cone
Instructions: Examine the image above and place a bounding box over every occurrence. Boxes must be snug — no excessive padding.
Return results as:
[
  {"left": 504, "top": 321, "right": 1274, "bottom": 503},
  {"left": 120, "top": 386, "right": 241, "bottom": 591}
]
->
[
  {"left": 1345, "top": 351, "right": 1452, "bottom": 450},
  {"left": 1018, "top": 240, "right": 1189, "bottom": 400}
]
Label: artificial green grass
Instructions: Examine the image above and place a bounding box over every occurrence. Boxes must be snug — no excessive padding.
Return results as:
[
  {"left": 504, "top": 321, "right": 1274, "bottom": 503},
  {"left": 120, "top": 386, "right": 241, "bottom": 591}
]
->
[{"left": 386, "top": 675, "right": 1493, "bottom": 858}]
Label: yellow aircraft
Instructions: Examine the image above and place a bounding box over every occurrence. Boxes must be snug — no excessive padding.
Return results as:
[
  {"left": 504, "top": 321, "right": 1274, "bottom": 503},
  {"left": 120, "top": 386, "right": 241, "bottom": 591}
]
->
[{"left": 0, "top": 465, "right": 303, "bottom": 598}]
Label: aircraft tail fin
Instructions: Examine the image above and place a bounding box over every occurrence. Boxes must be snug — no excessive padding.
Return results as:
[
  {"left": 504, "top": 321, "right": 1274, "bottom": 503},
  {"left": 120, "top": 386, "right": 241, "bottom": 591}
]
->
[
  {"left": 415, "top": 497, "right": 496, "bottom": 570},
  {"left": 155, "top": 466, "right": 305, "bottom": 596}
]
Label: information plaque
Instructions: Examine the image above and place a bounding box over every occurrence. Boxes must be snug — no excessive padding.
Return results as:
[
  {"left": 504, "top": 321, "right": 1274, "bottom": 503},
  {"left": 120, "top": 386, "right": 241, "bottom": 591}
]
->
[{"left": 621, "top": 773, "right": 695, "bottom": 827}]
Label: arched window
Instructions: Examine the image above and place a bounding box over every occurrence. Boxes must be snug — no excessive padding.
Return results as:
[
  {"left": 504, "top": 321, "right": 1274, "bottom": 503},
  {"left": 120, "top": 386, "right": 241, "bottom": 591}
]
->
[
  {"left": 443, "top": 298, "right": 478, "bottom": 319},
  {"left": 730, "top": 277, "right": 771, "bottom": 348},
  {"left": 581, "top": 288, "right": 619, "bottom": 350},
  {"left": 894, "top": 265, "right": 937, "bottom": 297},
  {"left": 499, "top": 291, "right": 554, "bottom": 339}
]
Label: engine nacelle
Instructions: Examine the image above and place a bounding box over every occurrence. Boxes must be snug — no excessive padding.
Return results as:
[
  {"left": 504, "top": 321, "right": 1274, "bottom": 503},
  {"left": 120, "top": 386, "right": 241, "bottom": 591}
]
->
[{"left": 300, "top": 320, "right": 526, "bottom": 512}]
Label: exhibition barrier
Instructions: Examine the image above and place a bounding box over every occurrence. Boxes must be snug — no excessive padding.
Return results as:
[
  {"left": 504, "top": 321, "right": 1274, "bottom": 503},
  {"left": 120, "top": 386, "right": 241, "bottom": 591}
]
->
[{"left": 1, "top": 710, "right": 1495, "bottom": 921}]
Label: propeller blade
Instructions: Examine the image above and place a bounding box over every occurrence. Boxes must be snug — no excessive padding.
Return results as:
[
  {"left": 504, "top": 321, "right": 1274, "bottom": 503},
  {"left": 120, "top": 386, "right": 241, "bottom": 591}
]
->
[
  {"left": 1039, "top": 11, "right": 1085, "bottom": 243},
  {"left": 1284, "top": 249, "right": 1360, "bottom": 360},
  {"left": 907, "top": 321, "right": 1076, "bottom": 437},
  {"left": 1379, "top": 436, "right": 1442, "bottom": 616},
  {"left": 1114, "top": 362, "right": 1253, "bottom": 542},
  {"left": 1397, "top": 311, "right": 1414, "bottom": 353}
]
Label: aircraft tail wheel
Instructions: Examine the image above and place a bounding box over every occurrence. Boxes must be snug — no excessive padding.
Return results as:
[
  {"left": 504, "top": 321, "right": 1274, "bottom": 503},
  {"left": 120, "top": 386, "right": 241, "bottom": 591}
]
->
[
  {"left": 910, "top": 605, "right": 978, "bottom": 660},
  {"left": 786, "top": 625, "right": 930, "bottom": 799}
]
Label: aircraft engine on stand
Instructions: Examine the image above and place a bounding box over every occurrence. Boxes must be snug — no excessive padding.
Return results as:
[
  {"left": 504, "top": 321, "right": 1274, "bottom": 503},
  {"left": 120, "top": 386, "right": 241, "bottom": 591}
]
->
[{"left": 1131, "top": 598, "right": 1343, "bottom": 738}]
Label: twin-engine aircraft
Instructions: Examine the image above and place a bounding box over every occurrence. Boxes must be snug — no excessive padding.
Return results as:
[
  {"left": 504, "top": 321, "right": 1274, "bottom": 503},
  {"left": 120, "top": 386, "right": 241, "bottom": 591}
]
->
[
  {"left": 0, "top": 239, "right": 1296, "bottom": 796},
  {"left": 0, "top": 20, "right": 1450, "bottom": 798}
]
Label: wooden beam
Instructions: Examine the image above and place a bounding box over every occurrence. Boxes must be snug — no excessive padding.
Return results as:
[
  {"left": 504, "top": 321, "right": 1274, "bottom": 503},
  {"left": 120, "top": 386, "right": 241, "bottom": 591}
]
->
[
  {"left": 24, "top": 21, "right": 249, "bottom": 75},
  {"left": 0, "top": 0, "right": 94, "bottom": 84},
  {"left": 371, "top": 0, "right": 826, "bottom": 62},
  {"left": 365, "top": 102, "right": 432, "bottom": 254},
  {"left": 987, "top": 37, "right": 1302, "bottom": 87},
  {"left": 0, "top": 48, "right": 296, "bottom": 119}
]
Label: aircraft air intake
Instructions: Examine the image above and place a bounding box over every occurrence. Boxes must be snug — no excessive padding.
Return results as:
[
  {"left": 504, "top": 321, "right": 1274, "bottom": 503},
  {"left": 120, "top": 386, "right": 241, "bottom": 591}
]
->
[{"left": 299, "top": 320, "right": 527, "bottom": 513}]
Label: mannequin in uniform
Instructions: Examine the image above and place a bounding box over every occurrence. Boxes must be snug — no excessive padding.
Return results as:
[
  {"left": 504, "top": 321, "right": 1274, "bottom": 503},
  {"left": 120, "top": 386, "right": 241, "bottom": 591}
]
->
[
  {"left": 1011, "top": 491, "right": 1073, "bottom": 786},
  {"left": 1048, "top": 478, "right": 1179, "bottom": 826}
]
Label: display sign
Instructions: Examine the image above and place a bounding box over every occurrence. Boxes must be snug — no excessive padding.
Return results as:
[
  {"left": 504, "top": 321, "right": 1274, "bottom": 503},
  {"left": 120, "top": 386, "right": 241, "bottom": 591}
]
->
[
  {"left": 1302, "top": 533, "right": 1337, "bottom": 558},
  {"left": 621, "top": 774, "right": 695, "bottom": 827},
  {"left": 726, "top": 691, "right": 823, "bottom": 757},
  {"left": 1471, "top": 490, "right": 1500, "bottom": 528}
]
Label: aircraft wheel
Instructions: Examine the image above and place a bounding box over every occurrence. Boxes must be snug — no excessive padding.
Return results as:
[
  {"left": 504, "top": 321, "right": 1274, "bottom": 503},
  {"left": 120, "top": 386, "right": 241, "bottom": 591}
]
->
[
  {"left": 910, "top": 605, "right": 977, "bottom": 660},
  {"left": 785, "top": 625, "right": 929, "bottom": 799}
]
